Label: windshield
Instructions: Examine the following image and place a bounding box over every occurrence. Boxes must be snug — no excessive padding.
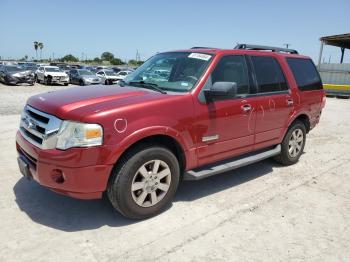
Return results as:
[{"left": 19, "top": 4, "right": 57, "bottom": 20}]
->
[
  {"left": 6, "top": 66, "right": 22, "bottom": 72},
  {"left": 124, "top": 52, "right": 213, "bottom": 92},
  {"left": 45, "top": 67, "right": 60, "bottom": 72},
  {"left": 105, "top": 70, "right": 117, "bottom": 76},
  {"left": 79, "top": 70, "right": 94, "bottom": 76}
]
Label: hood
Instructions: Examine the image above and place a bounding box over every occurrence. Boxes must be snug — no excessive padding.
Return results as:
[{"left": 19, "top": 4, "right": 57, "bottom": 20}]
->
[
  {"left": 45, "top": 71, "right": 67, "bottom": 77},
  {"left": 27, "top": 85, "right": 168, "bottom": 121},
  {"left": 11, "top": 70, "right": 33, "bottom": 77}
]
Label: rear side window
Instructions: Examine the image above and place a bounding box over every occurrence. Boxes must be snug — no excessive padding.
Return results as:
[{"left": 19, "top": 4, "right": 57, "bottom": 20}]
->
[
  {"left": 251, "top": 56, "right": 288, "bottom": 93},
  {"left": 286, "top": 58, "right": 322, "bottom": 91}
]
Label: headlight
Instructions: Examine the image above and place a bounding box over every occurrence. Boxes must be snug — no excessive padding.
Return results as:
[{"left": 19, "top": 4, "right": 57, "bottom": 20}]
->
[{"left": 56, "top": 121, "right": 103, "bottom": 150}]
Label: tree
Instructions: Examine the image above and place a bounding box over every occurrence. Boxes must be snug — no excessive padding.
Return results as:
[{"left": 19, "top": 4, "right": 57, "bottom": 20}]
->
[
  {"left": 34, "top": 41, "right": 39, "bottom": 60},
  {"left": 19, "top": 55, "right": 29, "bottom": 61},
  {"left": 38, "top": 42, "right": 44, "bottom": 60},
  {"left": 101, "top": 52, "right": 114, "bottom": 62},
  {"left": 93, "top": 57, "right": 101, "bottom": 63},
  {"left": 61, "top": 54, "right": 79, "bottom": 62},
  {"left": 110, "top": 58, "right": 124, "bottom": 65},
  {"left": 128, "top": 59, "right": 144, "bottom": 66}
]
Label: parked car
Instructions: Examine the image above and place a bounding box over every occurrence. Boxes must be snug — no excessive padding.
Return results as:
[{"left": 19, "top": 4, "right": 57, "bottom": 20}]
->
[
  {"left": 50, "top": 63, "right": 71, "bottom": 74},
  {"left": 109, "top": 67, "right": 121, "bottom": 74},
  {"left": 35, "top": 66, "right": 69, "bottom": 85},
  {"left": 96, "top": 69, "right": 119, "bottom": 84},
  {"left": 69, "top": 69, "right": 101, "bottom": 85},
  {"left": 85, "top": 66, "right": 97, "bottom": 72},
  {"left": 0, "top": 65, "right": 35, "bottom": 85},
  {"left": 114, "top": 70, "right": 133, "bottom": 81},
  {"left": 16, "top": 45, "right": 326, "bottom": 219},
  {"left": 21, "top": 63, "right": 39, "bottom": 73}
]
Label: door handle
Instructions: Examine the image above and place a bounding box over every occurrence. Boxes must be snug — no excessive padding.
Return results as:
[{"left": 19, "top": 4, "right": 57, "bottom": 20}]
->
[
  {"left": 241, "top": 104, "right": 252, "bottom": 112},
  {"left": 287, "top": 99, "right": 294, "bottom": 106}
]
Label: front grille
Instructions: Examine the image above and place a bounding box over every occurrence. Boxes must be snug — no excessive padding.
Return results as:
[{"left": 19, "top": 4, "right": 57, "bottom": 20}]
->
[{"left": 19, "top": 105, "right": 62, "bottom": 149}]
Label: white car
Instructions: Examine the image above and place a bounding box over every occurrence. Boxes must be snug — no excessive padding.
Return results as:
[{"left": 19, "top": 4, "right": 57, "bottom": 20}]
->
[
  {"left": 115, "top": 70, "right": 133, "bottom": 80},
  {"left": 96, "top": 70, "right": 120, "bottom": 85},
  {"left": 36, "top": 66, "right": 69, "bottom": 86}
]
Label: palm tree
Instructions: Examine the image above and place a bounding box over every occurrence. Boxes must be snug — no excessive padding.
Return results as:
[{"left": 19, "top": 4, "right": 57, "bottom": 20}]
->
[
  {"left": 38, "top": 42, "right": 44, "bottom": 60},
  {"left": 34, "top": 41, "right": 39, "bottom": 60}
]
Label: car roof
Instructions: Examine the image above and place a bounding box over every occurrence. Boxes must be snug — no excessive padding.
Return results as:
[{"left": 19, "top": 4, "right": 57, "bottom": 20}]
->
[{"left": 168, "top": 48, "right": 310, "bottom": 59}]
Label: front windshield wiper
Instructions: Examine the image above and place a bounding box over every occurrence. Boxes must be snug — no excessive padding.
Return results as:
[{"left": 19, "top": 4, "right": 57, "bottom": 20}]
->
[{"left": 128, "top": 81, "right": 167, "bottom": 94}]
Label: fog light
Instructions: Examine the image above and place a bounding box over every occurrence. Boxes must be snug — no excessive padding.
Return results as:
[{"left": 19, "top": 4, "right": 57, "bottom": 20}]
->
[{"left": 51, "top": 169, "right": 65, "bottom": 184}]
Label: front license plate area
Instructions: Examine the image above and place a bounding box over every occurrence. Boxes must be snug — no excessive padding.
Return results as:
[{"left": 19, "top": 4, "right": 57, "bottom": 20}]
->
[{"left": 17, "top": 157, "right": 31, "bottom": 180}]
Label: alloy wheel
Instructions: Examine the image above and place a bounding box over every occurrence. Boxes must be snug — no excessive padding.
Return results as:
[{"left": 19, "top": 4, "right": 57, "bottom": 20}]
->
[
  {"left": 131, "top": 159, "right": 172, "bottom": 207},
  {"left": 288, "top": 128, "right": 304, "bottom": 158}
]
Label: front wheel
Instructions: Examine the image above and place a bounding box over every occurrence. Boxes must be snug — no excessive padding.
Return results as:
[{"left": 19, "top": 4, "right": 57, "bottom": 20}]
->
[
  {"left": 274, "top": 120, "right": 306, "bottom": 165},
  {"left": 44, "top": 76, "right": 52, "bottom": 85},
  {"left": 107, "top": 146, "right": 180, "bottom": 219}
]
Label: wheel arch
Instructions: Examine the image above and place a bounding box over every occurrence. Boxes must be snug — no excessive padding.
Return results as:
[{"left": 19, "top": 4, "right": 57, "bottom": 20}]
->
[
  {"left": 280, "top": 113, "right": 311, "bottom": 143},
  {"left": 107, "top": 129, "right": 189, "bottom": 186},
  {"left": 293, "top": 114, "right": 310, "bottom": 133}
]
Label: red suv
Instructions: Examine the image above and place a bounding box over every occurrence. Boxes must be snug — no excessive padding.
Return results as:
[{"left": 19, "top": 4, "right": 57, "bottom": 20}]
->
[{"left": 16, "top": 44, "right": 326, "bottom": 219}]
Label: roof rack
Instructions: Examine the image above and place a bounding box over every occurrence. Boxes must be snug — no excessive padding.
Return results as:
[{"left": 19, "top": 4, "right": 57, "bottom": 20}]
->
[
  {"left": 234, "top": 44, "right": 298, "bottom": 54},
  {"left": 191, "top": 47, "right": 217, "bottom": 49}
]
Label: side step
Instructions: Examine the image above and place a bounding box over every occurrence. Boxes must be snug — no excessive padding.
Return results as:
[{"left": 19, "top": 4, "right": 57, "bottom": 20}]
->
[{"left": 183, "top": 145, "right": 281, "bottom": 180}]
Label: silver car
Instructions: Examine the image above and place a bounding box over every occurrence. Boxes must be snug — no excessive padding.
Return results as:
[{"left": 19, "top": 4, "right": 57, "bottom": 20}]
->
[{"left": 69, "top": 69, "right": 101, "bottom": 86}]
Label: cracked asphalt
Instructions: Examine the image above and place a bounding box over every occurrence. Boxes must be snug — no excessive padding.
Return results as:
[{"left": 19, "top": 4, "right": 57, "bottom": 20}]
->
[{"left": 0, "top": 84, "right": 349, "bottom": 261}]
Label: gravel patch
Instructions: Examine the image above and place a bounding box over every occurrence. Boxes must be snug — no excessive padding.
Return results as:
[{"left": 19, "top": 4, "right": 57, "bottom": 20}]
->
[{"left": 0, "top": 83, "right": 75, "bottom": 115}]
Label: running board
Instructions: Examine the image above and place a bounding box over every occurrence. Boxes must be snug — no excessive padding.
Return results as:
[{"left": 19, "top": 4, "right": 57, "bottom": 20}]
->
[{"left": 184, "top": 145, "right": 281, "bottom": 180}]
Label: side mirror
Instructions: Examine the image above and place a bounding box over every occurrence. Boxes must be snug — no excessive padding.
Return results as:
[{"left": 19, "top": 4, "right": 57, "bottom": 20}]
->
[{"left": 204, "top": 82, "right": 237, "bottom": 102}]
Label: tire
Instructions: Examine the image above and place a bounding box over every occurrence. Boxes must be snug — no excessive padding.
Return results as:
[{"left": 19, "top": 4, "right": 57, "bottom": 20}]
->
[
  {"left": 64, "top": 83, "right": 69, "bottom": 86},
  {"left": 274, "top": 120, "right": 306, "bottom": 166},
  {"left": 107, "top": 146, "right": 180, "bottom": 219},
  {"left": 79, "top": 80, "right": 84, "bottom": 86},
  {"left": 105, "top": 79, "right": 109, "bottom": 85},
  {"left": 45, "top": 76, "right": 52, "bottom": 85}
]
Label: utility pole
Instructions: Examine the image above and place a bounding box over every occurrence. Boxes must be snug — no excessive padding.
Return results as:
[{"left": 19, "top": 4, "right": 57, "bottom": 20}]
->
[
  {"left": 284, "top": 43, "right": 290, "bottom": 49},
  {"left": 136, "top": 50, "right": 140, "bottom": 62}
]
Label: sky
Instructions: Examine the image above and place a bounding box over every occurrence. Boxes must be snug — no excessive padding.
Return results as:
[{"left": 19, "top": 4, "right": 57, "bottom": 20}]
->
[{"left": 1, "top": 0, "right": 350, "bottom": 63}]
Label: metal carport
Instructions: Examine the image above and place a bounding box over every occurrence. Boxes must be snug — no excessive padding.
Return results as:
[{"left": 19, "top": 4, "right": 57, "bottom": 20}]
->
[
  {"left": 318, "top": 33, "right": 350, "bottom": 66},
  {"left": 318, "top": 33, "right": 350, "bottom": 97}
]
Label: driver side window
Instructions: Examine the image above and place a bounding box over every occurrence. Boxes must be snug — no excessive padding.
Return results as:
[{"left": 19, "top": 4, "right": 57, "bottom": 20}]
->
[{"left": 211, "top": 55, "right": 250, "bottom": 96}]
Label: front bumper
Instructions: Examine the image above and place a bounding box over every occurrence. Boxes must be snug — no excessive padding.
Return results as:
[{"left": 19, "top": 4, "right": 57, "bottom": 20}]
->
[
  {"left": 7, "top": 75, "right": 35, "bottom": 84},
  {"left": 84, "top": 79, "right": 101, "bottom": 85},
  {"left": 51, "top": 77, "right": 69, "bottom": 84},
  {"left": 16, "top": 131, "right": 114, "bottom": 199}
]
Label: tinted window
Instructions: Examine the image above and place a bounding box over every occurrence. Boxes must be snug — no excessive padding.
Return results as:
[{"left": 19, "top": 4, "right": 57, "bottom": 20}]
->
[
  {"left": 211, "top": 55, "right": 250, "bottom": 95},
  {"left": 286, "top": 58, "right": 322, "bottom": 91},
  {"left": 251, "top": 56, "right": 288, "bottom": 93}
]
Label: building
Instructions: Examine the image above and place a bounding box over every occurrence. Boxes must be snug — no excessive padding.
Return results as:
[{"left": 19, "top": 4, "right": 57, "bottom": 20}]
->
[{"left": 318, "top": 33, "right": 350, "bottom": 96}]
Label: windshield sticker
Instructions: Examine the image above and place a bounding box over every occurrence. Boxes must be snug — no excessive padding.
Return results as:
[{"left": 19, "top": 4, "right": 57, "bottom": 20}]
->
[
  {"left": 188, "top": 53, "right": 212, "bottom": 61},
  {"left": 181, "top": 82, "right": 189, "bottom": 87}
]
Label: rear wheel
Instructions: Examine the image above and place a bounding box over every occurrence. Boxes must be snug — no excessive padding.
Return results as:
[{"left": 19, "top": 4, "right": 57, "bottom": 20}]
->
[
  {"left": 79, "top": 80, "right": 84, "bottom": 86},
  {"left": 107, "top": 146, "right": 180, "bottom": 219},
  {"left": 274, "top": 120, "right": 306, "bottom": 165}
]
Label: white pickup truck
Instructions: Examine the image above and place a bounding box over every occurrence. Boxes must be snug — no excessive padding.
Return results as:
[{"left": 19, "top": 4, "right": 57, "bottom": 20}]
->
[{"left": 36, "top": 66, "right": 69, "bottom": 85}]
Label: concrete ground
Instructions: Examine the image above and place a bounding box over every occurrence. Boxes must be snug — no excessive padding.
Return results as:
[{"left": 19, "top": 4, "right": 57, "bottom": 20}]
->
[{"left": 0, "top": 83, "right": 349, "bottom": 261}]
